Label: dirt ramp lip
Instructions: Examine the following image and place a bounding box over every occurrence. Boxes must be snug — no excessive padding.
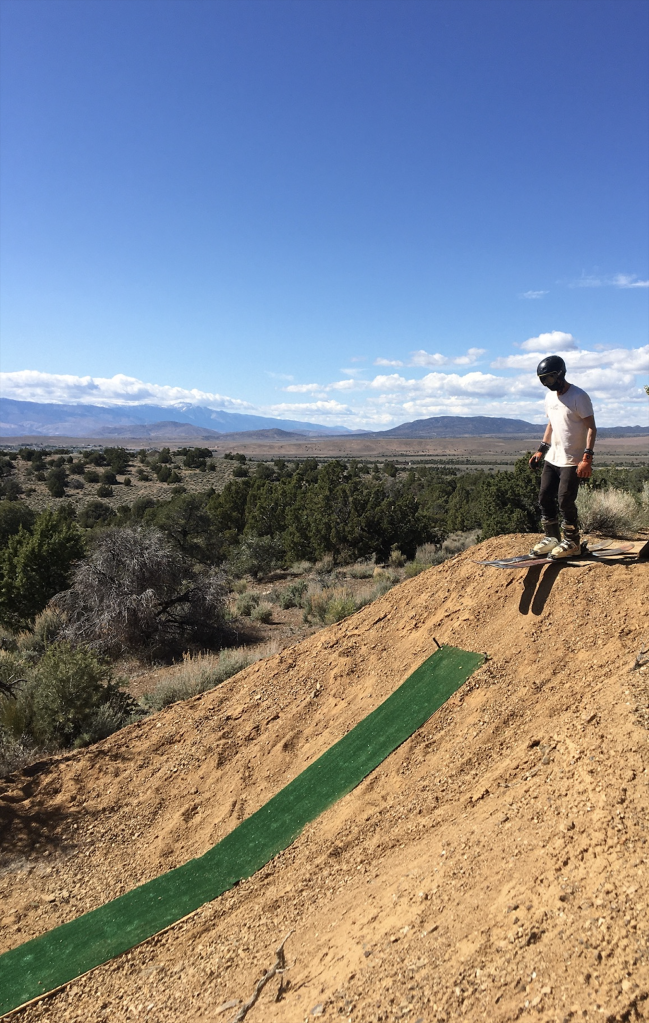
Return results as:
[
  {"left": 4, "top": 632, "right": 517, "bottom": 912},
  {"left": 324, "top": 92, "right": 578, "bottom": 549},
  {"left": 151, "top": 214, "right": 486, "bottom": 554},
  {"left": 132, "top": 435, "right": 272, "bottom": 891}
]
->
[{"left": 0, "top": 645, "right": 484, "bottom": 1015}]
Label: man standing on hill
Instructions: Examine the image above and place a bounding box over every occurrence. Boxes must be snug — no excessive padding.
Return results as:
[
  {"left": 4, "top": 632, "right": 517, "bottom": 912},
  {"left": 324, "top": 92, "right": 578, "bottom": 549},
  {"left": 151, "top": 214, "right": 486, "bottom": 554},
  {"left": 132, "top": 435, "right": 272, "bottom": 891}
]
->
[{"left": 528, "top": 355, "right": 597, "bottom": 559}]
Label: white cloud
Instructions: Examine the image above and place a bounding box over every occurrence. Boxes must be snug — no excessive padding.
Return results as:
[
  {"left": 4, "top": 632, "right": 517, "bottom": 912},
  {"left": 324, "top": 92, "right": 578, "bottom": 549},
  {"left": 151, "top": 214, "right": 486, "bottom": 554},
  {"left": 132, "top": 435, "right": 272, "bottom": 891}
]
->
[
  {"left": 493, "top": 343, "right": 649, "bottom": 373},
  {"left": 283, "top": 382, "right": 323, "bottom": 393},
  {"left": 570, "top": 272, "right": 649, "bottom": 289},
  {"left": 518, "top": 330, "right": 579, "bottom": 353},
  {"left": 266, "top": 371, "right": 294, "bottom": 381},
  {"left": 0, "top": 370, "right": 255, "bottom": 411},
  {"left": 571, "top": 274, "right": 603, "bottom": 288},
  {"left": 409, "top": 347, "right": 486, "bottom": 367},
  {"left": 267, "top": 399, "right": 354, "bottom": 418},
  {"left": 374, "top": 357, "right": 404, "bottom": 367},
  {"left": 612, "top": 273, "right": 649, "bottom": 289},
  {"left": 454, "top": 347, "right": 488, "bottom": 365},
  {"left": 520, "top": 290, "right": 548, "bottom": 299},
  {"left": 2, "top": 347, "right": 647, "bottom": 434}
]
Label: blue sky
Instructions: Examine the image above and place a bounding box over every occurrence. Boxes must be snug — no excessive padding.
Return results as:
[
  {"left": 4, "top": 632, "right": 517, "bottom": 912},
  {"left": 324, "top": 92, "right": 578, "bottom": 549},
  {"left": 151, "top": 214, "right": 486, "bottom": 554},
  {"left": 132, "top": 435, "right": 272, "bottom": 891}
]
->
[{"left": 1, "top": 0, "right": 647, "bottom": 428}]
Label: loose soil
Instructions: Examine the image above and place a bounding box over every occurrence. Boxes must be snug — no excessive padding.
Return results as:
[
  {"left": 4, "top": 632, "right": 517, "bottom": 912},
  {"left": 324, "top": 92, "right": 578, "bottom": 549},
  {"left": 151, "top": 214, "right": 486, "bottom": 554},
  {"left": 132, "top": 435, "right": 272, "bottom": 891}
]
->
[{"left": 1, "top": 536, "right": 648, "bottom": 1023}]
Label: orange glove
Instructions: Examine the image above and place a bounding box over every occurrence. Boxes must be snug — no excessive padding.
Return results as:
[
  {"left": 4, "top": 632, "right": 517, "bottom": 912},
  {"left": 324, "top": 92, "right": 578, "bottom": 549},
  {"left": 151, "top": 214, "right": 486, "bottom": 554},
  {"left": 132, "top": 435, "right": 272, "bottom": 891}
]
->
[{"left": 577, "top": 450, "right": 593, "bottom": 478}]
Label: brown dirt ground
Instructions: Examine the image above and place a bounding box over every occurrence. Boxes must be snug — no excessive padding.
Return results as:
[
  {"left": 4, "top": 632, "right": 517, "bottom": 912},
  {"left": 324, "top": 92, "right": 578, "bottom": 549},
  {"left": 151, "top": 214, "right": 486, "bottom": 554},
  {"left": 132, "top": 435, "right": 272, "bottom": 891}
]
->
[{"left": 1, "top": 536, "right": 649, "bottom": 1023}]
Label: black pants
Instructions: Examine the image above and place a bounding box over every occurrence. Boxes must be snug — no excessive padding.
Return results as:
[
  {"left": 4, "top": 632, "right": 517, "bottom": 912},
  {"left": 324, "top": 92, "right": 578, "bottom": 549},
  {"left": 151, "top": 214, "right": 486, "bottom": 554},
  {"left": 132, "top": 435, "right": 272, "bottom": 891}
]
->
[{"left": 538, "top": 462, "right": 580, "bottom": 530}]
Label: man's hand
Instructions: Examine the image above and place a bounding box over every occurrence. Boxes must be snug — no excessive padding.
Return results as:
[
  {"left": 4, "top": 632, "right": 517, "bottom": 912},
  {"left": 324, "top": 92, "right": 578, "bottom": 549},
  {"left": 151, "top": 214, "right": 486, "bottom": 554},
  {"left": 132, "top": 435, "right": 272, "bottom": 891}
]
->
[
  {"left": 577, "top": 450, "right": 593, "bottom": 479},
  {"left": 529, "top": 441, "right": 550, "bottom": 468}
]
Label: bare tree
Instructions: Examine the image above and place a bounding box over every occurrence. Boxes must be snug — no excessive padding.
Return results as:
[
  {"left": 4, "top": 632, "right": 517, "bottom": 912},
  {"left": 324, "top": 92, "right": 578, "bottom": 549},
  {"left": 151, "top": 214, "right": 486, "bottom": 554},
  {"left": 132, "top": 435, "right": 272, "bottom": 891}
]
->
[{"left": 55, "top": 527, "right": 226, "bottom": 658}]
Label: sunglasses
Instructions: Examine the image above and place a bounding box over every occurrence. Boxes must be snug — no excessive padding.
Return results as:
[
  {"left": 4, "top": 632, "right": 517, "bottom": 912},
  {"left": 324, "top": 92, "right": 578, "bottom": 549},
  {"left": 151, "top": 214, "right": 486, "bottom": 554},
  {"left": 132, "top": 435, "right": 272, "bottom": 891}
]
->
[{"left": 539, "top": 372, "right": 561, "bottom": 386}]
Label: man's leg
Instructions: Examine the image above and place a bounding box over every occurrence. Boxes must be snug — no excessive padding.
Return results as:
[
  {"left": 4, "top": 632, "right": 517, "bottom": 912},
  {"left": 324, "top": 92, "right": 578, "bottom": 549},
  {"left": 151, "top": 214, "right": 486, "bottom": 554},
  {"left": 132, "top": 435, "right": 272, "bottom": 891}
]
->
[
  {"left": 531, "top": 462, "right": 561, "bottom": 555},
  {"left": 549, "top": 466, "right": 581, "bottom": 557}
]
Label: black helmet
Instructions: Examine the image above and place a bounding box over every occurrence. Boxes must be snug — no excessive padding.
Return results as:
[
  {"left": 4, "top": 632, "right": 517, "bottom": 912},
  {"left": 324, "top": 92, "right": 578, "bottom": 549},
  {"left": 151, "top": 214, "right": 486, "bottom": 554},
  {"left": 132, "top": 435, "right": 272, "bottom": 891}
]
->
[{"left": 536, "top": 354, "right": 566, "bottom": 391}]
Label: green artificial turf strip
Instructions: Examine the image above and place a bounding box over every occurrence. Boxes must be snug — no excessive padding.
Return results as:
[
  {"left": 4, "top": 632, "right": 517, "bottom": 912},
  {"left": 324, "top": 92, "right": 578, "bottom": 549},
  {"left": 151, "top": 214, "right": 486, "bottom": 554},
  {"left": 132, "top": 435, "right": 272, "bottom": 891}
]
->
[{"left": 0, "top": 644, "right": 483, "bottom": 1013}]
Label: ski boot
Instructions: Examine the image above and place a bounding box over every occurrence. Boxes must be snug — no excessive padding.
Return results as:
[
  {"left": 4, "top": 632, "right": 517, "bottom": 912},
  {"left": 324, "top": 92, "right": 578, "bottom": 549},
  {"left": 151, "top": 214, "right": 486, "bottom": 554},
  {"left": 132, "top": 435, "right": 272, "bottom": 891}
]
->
[
  {"left": 530, "top": 520, "right": 560, "bottom": 557},
  {"left": 548, "top": 525, "right": 581, "bottom": 560}
]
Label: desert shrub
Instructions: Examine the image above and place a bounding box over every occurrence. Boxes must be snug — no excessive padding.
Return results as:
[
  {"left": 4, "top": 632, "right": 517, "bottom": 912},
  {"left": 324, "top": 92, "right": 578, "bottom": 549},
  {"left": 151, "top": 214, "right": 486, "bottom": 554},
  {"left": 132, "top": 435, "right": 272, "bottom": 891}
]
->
[
  {"left": 303, "top": 587, "right": 358, "bottom": 625},
  {"left": 404, "top": 561, "right": 428, "bottom": 578},
  {"left": 84, "top": 469, "right": 101, "bottom": 483},
  {"left": 576, "top": 488, "right": 641, "bottom": 536},
  {"left": 46, "top": 466, "right": 67, "bottom": 498},
  {"left": 235, "top": 592, "right": 260, "bottom": 616},
  {"left": 136, "top": 468, "right": 151, "bottom": 481},
  {"left": 96, "top": 484, "right": 113, "bottom": 498},
  {"left": 84, "top": 450, "right": 107, "bottom": 467},
  {"left": 323, "top": 589, "right": 357, "bottom": 623},
  {"left": 0, "top": 502, "right": 35, "bottom": 546},
  {"left": 16, "top": 609, "right": 63, "bottom": 660},
  {"left": 228, "top": 535, "right": 285, "bottom": 579},
  {"left": 78, "top": 501, "right": 115, "bottom": 529},
  {"left": 388, "top": 546, "right": 406, "bottom": 568},
  {"left": 278, "top": 581, "right": 308, "bottom": 609},
  {"left": 123, "top": 477, "right": 132, "bottom": 487},
  {"left": 103, "top": 447, "right": 130, "bottom": 474},
  {"left": 143, "top": 644, "right": 278, "bottom": 711},
  {"left": 55, "top": 527, "right": 227, "bottom": 658},
  {"left": 347, "top": 561, "right": 375, "bottom": 579},
  {"left": 314, "top": 554, "right": 335, "bottom": 576},
  {"left": 0, "top": 643, "right": 136, "bottom": 750},
  {"left": 289, "top": 561, "right": 313, "bottom": 576},
  {"left": 0, "top": 479, "right": 23, "bottom": 501},
  {"left": 251, "top": 601, "right": 273, "bottom": 624},
  {"left": 0, "top": 510, "right": 84, "bottom": 631},
  {"left": 441, "top": 530, "right": 480, "bottom": 556}
]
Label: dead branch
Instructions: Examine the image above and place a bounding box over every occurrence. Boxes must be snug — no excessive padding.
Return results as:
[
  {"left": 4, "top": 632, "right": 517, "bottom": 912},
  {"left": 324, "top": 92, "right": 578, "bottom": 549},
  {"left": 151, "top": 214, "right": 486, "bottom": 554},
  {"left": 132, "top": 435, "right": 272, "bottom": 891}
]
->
[
  {"left": 0, "top": 675, "right": 27, "bottom": 699},
  {"left": 229, "top": 931, "right": 294, "bottom": 1023}
]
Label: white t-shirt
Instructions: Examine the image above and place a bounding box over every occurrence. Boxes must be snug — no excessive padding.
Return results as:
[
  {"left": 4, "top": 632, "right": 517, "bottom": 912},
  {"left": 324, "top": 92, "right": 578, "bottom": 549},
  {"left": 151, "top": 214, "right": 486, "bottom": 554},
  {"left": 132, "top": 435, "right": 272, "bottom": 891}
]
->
[{"left": 545, "top": 384, "right": 594, "bottom": 467}]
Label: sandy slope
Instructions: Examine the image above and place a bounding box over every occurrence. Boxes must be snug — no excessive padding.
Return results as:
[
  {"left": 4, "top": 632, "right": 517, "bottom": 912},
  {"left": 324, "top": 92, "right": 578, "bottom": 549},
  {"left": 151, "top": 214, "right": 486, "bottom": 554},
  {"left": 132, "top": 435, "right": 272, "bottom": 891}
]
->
[{"left": 1, "top": 536, "right": 648, "bottom": 1023}]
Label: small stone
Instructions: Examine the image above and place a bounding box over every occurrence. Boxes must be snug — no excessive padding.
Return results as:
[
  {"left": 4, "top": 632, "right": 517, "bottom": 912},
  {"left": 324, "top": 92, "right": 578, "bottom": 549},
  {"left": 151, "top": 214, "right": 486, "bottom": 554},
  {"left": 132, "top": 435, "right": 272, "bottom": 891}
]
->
[
  {"left": 215, "top": 1001, "right": 239, "bottom": 1015},
  {"left": 311, "top": 1006, "right": 324, "bottom": 1017}
]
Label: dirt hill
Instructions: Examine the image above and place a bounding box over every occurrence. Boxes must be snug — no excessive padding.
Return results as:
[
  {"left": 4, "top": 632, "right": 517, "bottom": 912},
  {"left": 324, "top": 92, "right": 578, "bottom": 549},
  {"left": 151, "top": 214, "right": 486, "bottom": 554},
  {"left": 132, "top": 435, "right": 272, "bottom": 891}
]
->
[{"left": 2, "top": 536, "right": 648, "bottom": 1023}]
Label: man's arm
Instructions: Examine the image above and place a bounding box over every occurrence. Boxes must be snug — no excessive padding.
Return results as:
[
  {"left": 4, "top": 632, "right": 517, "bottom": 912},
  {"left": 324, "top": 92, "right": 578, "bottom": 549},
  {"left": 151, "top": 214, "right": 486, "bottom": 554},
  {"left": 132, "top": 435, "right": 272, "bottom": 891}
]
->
[
  {"left": 582, "top": 414, "right": 596, "bottom": 450},
  {"left": 529, "top": 423, "right": 553, "bottom": 468},
  {"left": 577, "top": 414, "right": 597, "bottom": 478}
]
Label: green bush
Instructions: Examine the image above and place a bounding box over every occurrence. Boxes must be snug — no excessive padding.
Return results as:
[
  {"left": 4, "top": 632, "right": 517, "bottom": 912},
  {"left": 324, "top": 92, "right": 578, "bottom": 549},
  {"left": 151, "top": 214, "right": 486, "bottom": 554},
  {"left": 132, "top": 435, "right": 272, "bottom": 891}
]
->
[
  {"left": 143, "top": 646, "right": 274, "bottom": 711},
  {"left": 78, "top": 501, "right": 116, "bottom": 529},
  {"left": 404, "top": 561, "right": 428, "bottom": 578},
  {"left": 303, "top": 587, "right": 359, "bottom": 625},
  {"left": 251, "top": 601, "right": 273, "bottom": 624},
  {"left": 278, "top": 580, "right": 307, "bottom": 609},
  {"left": 235, "top": 592, "right": 260, "bottom": 617},
  {"left": 0, "top": 502, "right": 35, "bottom": 547},
  {"left": 96, "top": 484, "right": 113, "bottom": 498},
  {"left": 0, "top": 510, "right": 84, "bottom": 631},
  {"left": 0, "top": 643, "right": 136, "bottom": 750},
  {"left": 46, "top": 466, "right": 67, "bottom": 498},
  {"left": 228, "top": 535, "right": 285, "bottom": 579},
  {"left": 576, "top": 487, "right": 642, "bottom": 536}
]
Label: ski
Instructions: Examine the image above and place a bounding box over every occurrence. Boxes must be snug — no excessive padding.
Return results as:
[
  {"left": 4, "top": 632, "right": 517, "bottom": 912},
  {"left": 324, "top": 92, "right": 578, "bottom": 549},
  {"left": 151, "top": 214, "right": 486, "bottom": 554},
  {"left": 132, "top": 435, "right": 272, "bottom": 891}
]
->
[
  {"left": 481, "top": 544, "right": 636, "bottom": 570},
  {"left": 474, "top": 541, "right": 613, "bottom": 568}
]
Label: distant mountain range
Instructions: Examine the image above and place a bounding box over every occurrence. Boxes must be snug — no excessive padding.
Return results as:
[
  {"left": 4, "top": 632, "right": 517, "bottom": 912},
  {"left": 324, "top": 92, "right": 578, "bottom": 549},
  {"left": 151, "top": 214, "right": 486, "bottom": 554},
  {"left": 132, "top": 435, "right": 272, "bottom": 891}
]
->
[
  {"left": 375, "top": 415, "right": 540, "bottom": 437},
  {"left": 0, "top": 399, "right": 349, "bottom": 438},
  {"left": 0, "top": 399, "right": 646, "bottom": 441}
]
